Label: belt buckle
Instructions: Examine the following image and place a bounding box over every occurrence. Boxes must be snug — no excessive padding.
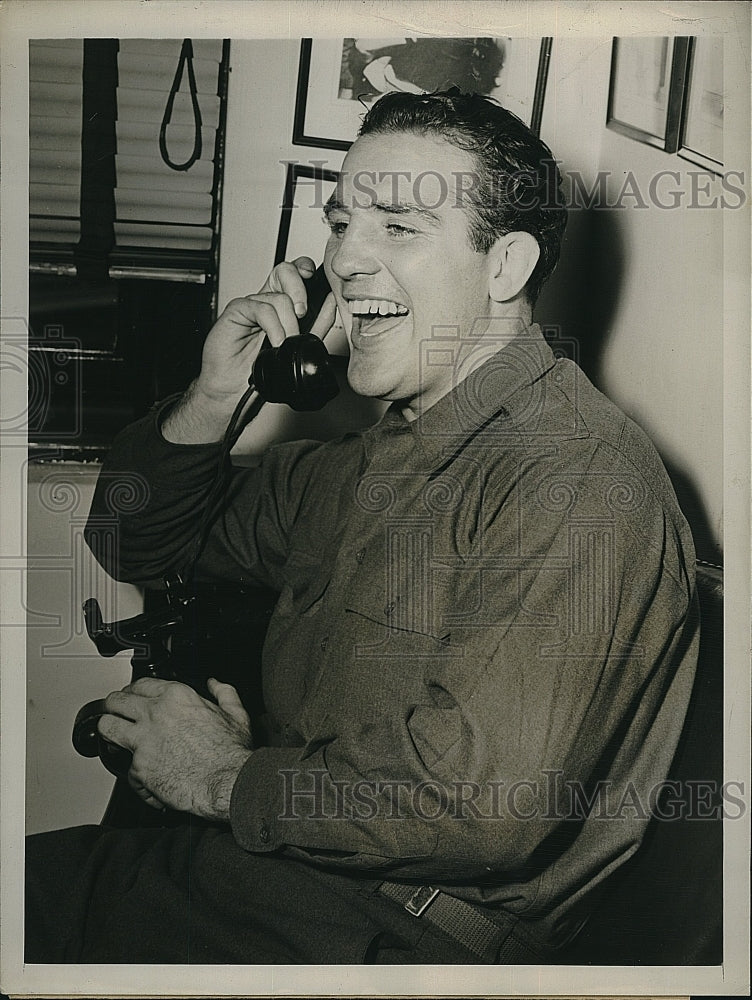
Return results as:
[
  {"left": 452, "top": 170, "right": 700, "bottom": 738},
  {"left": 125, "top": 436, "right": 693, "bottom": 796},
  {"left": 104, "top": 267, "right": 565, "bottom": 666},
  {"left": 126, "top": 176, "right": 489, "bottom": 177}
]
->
[{"left": 404, "top": 885, "right": 440, "bottom": 917}]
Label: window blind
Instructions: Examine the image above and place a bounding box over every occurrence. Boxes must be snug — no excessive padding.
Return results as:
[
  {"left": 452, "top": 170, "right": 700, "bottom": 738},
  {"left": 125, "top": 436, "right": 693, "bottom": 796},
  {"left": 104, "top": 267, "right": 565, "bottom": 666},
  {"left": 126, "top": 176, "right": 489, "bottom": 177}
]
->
[
  {"left": 114, "top": 39, "right": 223, "bottom": 252},
  {"left": 29, "top": 38, "right": 226, "bottom": 267},
  {"left": 29, "top": 39, "right": 84, "bottom": 245}
]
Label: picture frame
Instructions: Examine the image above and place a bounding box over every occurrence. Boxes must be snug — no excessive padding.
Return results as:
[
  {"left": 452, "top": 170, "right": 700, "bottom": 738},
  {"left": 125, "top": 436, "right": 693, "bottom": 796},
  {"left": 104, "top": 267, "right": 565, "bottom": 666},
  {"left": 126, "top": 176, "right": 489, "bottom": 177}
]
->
[
  {"left": 274, "top": 161, "right": 349, "bottom": 355},
  {"left": 678, "top": 35, "right": 724, "bottom": 175},
  {"left": 274, "top": 161, "right": 339, "bottom": 267},
  {"left": 293, "top": 36, "right": 554, "bottom": 150},
  {"left": 607, "top": 36, "right": 691, "bottom": 152}
]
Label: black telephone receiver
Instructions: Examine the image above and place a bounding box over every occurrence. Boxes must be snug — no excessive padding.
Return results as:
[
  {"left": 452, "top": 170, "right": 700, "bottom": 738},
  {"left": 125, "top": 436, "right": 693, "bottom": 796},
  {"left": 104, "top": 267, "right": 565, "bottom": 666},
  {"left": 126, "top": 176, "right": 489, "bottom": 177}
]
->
[{"left": 250, "top": 265, "right": 340, "bottom": 411}]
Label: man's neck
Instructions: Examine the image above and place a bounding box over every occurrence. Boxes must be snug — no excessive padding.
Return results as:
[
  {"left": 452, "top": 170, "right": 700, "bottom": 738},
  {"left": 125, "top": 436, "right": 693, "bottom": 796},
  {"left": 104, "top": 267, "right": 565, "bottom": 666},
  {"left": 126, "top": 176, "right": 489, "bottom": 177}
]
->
[{"left": 399, "top": 303, "right": 534, "bottom": 423}]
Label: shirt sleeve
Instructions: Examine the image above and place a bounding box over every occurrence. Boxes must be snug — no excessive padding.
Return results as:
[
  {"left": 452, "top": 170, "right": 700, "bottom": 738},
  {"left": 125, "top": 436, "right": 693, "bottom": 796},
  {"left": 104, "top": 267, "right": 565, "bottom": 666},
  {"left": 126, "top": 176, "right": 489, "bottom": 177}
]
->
[
  {"left": 228, "top": 440, "right": 699, "bottom": 882},
  {"left": 84, "top": 397, "right": 323, "bottom": 592}
]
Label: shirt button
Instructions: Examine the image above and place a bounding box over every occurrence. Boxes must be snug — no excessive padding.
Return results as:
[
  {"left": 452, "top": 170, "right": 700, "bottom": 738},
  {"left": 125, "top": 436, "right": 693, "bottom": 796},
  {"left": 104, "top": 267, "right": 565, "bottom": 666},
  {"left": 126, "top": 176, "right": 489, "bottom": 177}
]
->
[
  {"left": 259, "top": 823, "right": 271, "bottom": 844},
  {"left": 320, "top": 635, "right": 329, "bottom": 651},
  {"left": 356, "top": 549, "right": 366, "bottom": 564}
]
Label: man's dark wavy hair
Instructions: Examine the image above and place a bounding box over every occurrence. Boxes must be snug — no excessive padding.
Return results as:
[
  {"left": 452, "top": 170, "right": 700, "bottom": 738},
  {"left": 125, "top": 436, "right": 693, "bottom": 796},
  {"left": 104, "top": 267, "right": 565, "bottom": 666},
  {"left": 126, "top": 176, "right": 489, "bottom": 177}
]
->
[{"left": 358, "top": 88, "right": 567, "bottom": 305}]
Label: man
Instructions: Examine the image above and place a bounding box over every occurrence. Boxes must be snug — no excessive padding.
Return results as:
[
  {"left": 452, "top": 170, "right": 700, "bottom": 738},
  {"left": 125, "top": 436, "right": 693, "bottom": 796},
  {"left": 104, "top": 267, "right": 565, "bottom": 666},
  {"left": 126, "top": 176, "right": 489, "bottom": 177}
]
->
[{"left": 25, "top": 90, "right": 698, "bottom": 964}]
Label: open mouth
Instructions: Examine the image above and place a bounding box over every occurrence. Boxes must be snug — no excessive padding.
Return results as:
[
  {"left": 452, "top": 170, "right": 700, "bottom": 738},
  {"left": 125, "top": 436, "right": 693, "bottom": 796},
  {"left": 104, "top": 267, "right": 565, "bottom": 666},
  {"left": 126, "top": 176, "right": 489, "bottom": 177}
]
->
[{"left": 347, "top": 298, "right": 410, "bottom": 339}]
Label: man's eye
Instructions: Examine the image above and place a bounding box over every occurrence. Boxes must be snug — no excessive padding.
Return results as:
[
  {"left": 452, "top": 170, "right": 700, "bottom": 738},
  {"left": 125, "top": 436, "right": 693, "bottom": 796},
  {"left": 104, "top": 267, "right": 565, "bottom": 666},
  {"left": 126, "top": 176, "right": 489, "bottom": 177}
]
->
[
  {"left": 386, "top": 223, "right": 417, "bottom": 238},
  {"left": 325, "top": 216, "right": 348, "bottom": 236}
]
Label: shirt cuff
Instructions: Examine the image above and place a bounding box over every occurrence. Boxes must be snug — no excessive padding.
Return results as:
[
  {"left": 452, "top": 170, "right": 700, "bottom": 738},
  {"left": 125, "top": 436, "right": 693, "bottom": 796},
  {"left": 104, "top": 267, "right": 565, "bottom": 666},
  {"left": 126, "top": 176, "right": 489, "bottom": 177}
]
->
[
  {"left": 228, "top": 745, "right": 438, "bottom": 863},
  {"left": 229, "top": 747, "right": 302, "bottom": 854}
]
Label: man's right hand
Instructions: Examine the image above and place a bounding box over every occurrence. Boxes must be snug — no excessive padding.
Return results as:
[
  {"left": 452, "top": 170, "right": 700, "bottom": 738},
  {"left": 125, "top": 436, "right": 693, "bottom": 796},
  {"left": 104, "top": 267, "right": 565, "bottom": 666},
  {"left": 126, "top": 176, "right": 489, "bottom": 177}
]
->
[{"left": 162, "top": 256, "right": 336, "bottom": 444}]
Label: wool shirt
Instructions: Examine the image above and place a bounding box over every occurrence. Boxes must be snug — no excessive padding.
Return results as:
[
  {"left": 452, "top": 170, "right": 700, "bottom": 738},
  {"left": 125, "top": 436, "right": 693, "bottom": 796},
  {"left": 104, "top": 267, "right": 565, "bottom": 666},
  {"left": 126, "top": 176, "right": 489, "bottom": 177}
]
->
[{"left": 87, "top": 323, "right": 698, "bottom": 948}]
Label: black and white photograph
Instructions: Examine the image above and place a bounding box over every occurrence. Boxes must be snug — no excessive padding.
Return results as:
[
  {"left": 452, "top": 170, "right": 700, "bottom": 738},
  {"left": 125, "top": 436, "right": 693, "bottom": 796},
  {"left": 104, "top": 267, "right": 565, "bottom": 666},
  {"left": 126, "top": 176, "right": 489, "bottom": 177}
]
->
[
  {"left": 294, "top": 36, "right": 549, "bottom": 148},
  {"left": 0, "top": 1, "right": 749, "bottom": 998}
]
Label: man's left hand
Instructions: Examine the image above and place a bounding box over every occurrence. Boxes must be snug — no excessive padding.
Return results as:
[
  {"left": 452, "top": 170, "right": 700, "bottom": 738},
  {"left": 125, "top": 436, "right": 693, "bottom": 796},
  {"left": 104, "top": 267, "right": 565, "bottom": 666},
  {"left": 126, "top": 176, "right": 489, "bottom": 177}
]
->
[{"left": 98, "top": 677, "right": 253, "bottom": 821}]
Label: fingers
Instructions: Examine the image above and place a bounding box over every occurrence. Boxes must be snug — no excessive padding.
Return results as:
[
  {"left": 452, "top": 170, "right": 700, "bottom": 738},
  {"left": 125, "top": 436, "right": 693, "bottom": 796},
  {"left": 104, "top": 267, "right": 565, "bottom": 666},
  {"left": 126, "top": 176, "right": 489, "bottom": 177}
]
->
[
  {"left": 220, "top": 295, "right": 295, "bottom": 348},
  {"left": 292, "top": 256, "right": 317, "bottom": 278},
  {"left": 308, "top": 292, "right": 338, "bottom": 341},
  {"left": 222, "top": 257, "right": 329, "bottom": 349},
  {"left": 248, "top": 292, "right": 301, "bottom": 345},
  {"left": 127, "top": 773, "right": 167, "bottom": 811},
  {"left": 207, "top": 677, "right": 249, "bottom": 725},
  {"left": 105, "top": 678, "right": 197, "bottom": 721},
  {"left": 103, "top": 688, "right": 145, "bottom": 720},
  {"left": 97, "top": 712, "right": 136, "bottom": 751},
  {"left": 263, "top": 257, "right": 316, "bottom": 316},
  {"left": 125, "top": 677, "right": 175, "bottom": 698}
]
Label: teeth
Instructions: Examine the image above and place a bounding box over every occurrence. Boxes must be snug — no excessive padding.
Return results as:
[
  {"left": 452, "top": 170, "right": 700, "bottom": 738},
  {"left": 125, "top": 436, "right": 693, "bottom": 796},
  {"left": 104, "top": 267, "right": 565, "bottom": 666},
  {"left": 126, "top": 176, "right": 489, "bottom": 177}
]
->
[{"left": 348, "top": 298, "right": 409, "bottom": 317}]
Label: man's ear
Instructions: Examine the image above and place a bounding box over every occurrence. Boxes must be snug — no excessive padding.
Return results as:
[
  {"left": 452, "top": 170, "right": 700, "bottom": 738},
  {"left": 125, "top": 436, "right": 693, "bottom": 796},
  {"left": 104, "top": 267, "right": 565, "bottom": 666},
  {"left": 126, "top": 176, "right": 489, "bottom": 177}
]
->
[{"left": 487, "top": 231, "right": 540, "bottom": 303}]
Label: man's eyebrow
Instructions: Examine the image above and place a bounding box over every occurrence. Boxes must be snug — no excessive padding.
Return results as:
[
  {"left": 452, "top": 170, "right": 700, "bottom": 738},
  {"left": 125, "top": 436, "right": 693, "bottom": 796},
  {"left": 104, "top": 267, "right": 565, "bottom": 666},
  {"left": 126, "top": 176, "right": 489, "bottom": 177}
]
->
[
  {"left": 373, "top": 201, "right": 442, "bottom": 225},
  {"left": 323, "top": 196, "right": 441, "bottom": 226}
]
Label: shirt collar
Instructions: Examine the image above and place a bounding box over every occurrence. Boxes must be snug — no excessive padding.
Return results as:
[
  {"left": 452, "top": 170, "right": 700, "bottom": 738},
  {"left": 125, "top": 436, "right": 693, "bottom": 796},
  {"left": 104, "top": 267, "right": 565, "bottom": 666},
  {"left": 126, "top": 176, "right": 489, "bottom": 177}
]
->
[{"left": 362, "top": 323, "right": 557, "bottom": 469}]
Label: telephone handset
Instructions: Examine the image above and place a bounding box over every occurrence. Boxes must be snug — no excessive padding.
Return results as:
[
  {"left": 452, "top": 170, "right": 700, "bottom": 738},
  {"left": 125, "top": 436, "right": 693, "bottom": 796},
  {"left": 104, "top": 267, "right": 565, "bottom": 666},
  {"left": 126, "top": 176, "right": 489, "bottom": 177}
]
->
[{"left": 249, "top": 265, "right": 340, "bottom": 411}]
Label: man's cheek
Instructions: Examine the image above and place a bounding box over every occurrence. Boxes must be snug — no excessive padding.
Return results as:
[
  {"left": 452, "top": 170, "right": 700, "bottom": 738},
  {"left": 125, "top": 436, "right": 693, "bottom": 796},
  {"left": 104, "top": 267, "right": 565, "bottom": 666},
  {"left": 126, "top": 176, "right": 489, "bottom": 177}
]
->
[
  {"left": 323, "top": 244, "right": 339, "bottom": 291},
  {"left": 336, "top": 300, "right": 353, "bottom": 340}
]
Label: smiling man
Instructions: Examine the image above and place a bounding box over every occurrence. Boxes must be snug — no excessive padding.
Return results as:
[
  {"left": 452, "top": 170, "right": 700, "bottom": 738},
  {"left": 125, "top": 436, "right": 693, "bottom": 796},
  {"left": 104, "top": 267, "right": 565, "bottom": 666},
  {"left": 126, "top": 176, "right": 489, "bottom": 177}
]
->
[
  {"left": 322, "top": 130, "right": 539, "bottom": 412},
  {"left": 25, "top": 90, "right": 699, "bottom": 965}
]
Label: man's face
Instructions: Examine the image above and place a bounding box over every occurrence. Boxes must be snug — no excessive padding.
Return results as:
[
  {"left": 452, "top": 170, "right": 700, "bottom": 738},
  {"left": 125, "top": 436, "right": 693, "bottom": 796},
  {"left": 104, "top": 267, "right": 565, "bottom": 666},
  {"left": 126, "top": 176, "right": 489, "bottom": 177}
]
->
[{"left": 323, "top": 132, "right": 493, "bottom": 417}]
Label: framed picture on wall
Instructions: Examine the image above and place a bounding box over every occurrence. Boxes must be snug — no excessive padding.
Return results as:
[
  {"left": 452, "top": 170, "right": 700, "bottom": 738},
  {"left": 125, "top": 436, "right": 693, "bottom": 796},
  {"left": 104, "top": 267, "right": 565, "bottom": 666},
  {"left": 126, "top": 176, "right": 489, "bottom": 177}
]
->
[
  {"left": 293, "top": 36, "right": 553, "bottom": 150},
  {"left": 274, "top": 162, "right": 339, "bottom": 266},
  {"left": 607, "top": 36, "right": 691, "bottom": 152},
  {"left": 678, "top": 36, "right": 723, "bottom": 174},
  {"left": 274, "top": 162, "right": 349, "bottom": 355}
]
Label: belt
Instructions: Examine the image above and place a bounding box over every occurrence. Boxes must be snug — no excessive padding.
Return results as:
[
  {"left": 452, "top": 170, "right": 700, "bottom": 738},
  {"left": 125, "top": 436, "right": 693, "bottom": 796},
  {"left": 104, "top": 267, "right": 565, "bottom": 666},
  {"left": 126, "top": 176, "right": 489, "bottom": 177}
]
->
[{"left": 377, "top": 881, "right": 546, "bottom": 964}]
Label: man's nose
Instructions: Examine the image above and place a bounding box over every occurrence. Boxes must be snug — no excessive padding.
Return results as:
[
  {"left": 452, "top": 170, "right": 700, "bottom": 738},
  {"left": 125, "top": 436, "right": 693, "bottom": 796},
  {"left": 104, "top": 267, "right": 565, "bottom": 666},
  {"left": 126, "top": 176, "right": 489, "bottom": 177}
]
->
[{"left": 329, "top": 219, "right": 379, "bottom": 280}]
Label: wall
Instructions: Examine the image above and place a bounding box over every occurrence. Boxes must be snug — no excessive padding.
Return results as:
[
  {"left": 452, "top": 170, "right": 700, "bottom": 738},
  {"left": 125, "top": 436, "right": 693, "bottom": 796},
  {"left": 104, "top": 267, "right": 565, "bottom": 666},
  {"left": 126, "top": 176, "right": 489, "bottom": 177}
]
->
[
  {"left": 537, "top": 38, "right": 724, "bottom": 561},
  {"left": 26, "top": 464, "right": 139, "bottom": 833},
  {"left": 590, "top": 126, "right": 723, "bottom": 562}
]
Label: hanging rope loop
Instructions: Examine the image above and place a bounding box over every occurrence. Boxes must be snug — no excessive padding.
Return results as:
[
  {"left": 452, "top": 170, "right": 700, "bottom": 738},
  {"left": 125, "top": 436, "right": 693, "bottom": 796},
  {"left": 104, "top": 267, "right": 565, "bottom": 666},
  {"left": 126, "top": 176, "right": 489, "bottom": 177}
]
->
[{"left": 159, "top": 38, "right": 203, "bottom": 171}]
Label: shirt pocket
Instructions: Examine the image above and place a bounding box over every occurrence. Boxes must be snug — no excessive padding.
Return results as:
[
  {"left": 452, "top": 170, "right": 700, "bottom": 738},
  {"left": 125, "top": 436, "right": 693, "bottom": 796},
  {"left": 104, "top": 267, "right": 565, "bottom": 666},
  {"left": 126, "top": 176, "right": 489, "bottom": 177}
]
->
[
  {"left": 342, "top": 564, "right": 459, "bottom": 671},
  {"left": 344, "top": 558, "right": 461, "bottom": 640}
]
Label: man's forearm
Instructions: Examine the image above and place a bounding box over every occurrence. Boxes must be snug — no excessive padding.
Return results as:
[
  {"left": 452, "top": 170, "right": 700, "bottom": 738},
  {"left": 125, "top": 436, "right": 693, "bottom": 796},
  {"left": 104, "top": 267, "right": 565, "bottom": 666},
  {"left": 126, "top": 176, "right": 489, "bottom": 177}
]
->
[{"left": 161, "top": 378, "right": 241, "bottom": 444}]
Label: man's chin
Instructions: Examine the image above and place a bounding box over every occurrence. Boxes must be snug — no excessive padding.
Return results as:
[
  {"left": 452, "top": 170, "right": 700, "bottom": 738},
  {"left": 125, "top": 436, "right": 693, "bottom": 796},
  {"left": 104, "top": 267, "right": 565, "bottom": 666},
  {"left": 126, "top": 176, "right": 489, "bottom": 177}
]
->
[{"left": 345, "top": 358, "right": 395, "bottom": 402}]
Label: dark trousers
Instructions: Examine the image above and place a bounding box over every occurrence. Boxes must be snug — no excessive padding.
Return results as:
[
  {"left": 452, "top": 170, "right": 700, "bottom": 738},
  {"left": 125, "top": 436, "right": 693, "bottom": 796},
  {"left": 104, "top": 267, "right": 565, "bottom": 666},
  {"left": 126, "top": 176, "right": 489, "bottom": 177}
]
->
[{"left": 25, "top": 821, "right": 481, "bottom": 964}]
